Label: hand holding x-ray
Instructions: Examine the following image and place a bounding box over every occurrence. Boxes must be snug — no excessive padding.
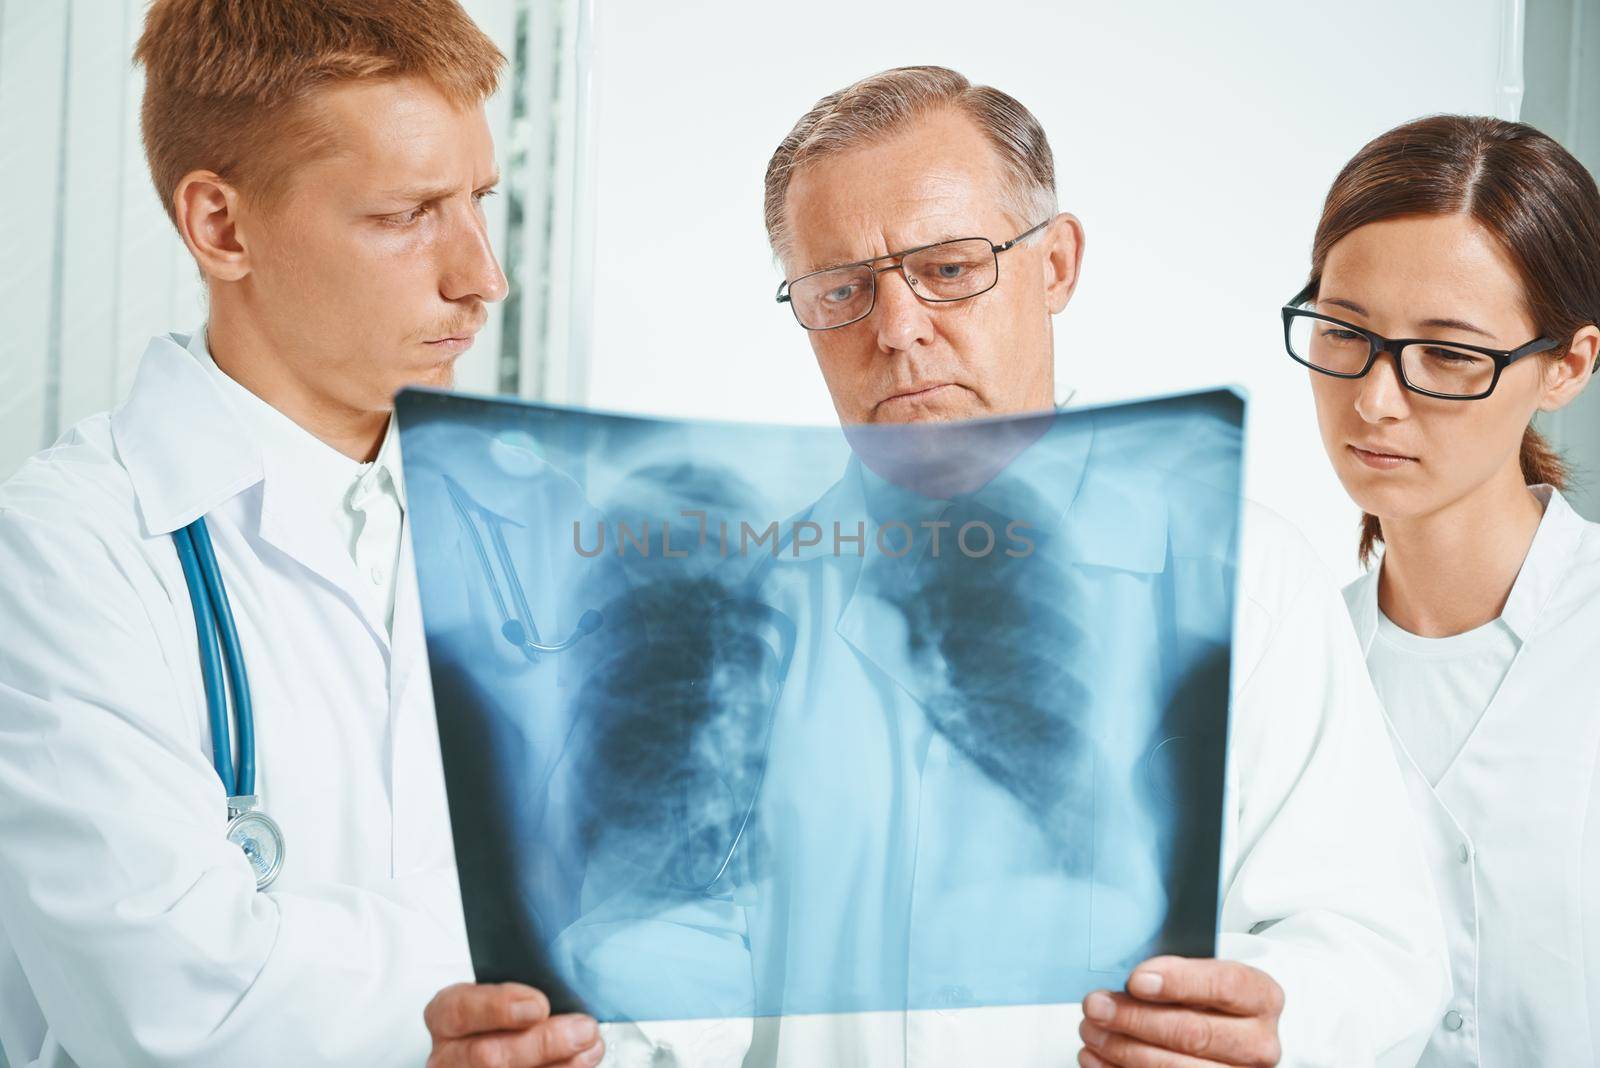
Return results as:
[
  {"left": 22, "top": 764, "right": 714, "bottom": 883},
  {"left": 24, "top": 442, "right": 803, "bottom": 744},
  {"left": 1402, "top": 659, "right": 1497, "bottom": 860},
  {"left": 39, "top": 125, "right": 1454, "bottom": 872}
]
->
[{"left": 1078, "top": 956, "right": 1285, "bottom": 1067}]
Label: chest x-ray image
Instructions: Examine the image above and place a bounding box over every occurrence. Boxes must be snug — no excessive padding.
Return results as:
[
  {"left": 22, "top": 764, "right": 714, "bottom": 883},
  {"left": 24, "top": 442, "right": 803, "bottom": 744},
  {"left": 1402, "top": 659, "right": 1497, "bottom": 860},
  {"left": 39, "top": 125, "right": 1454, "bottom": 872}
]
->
[{"left": 396, "top": 388, "right": 1244, "bottom": 1024}]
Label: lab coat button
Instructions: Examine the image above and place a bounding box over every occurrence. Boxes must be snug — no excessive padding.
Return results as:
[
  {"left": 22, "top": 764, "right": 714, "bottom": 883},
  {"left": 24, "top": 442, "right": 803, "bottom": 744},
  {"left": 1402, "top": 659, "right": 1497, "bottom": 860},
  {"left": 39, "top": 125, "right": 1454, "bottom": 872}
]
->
[
  {"left": 370, "top": 566, "right": 386, "bottom": 585},
  {"left": 1457, "top": 843, "right": 1471, "bottom": 864},
  {"left": 1443, "top": 1010, "right": 1464, "bottom": 1031}
]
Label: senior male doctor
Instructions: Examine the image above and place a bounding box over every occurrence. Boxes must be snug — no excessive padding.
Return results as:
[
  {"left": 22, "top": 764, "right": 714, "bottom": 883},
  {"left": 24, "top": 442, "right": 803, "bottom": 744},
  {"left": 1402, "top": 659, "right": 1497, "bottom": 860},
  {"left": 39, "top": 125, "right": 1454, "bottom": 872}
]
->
[
  {"left": 571, "top": 67, "right": 1452, "bottom": 1068},
  {"left": 0, "top": 2, "right": 602, "bottom": 1067}
]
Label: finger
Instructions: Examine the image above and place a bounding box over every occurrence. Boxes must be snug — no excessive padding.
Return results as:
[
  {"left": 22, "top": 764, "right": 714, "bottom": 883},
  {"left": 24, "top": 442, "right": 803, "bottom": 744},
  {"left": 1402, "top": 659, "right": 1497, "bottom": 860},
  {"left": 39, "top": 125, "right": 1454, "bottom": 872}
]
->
[
  {"left": 1123, "top": 957, "right": 1285, "bottom": 1018},
  {"left": 430, "top": 1036, "right": 596, "bottom": 1068},
  {"left": 546, "top": 1038, "right": 607, "bottom": 1068},
  {"left": 462, "top": 1014, "right": 602, "bottom": 1068},
  {"left": 1082, "top": 992, "right": 1280, "bottom": 1066},
  {"left": 1080, "top": 1016, "right": 1225, "bottom": 1068},
  {"left": 424, "top": 983, "right": 552, "bottom": 1041}
]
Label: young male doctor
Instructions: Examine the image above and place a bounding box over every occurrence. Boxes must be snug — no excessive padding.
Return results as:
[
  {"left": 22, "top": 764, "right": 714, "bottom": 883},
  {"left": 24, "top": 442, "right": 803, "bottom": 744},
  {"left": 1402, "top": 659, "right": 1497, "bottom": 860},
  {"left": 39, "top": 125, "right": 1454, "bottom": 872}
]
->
[{"left": 0, "top": 2, "right": 602, "bottom": 1066}]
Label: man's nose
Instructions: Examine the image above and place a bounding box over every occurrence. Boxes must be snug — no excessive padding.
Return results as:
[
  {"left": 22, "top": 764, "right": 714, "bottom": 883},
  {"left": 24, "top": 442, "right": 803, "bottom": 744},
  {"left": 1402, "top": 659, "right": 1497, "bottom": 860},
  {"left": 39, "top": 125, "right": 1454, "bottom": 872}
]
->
[
  {"left": 1353, "top": 350, "right": 1411, "bottom": 423},
  {"left": 871, "top": 267, "right": 936, "bottom": 352},
  {"left": 440, "top": 205, "right": 509, "bottom": 305}
]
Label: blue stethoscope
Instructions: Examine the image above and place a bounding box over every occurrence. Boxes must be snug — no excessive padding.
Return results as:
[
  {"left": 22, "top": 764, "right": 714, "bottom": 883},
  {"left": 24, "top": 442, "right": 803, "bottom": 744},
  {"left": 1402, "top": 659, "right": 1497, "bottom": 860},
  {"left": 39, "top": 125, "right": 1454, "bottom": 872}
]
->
[{"left": 172, "top": 516, "right": 285, "bottom": 891}]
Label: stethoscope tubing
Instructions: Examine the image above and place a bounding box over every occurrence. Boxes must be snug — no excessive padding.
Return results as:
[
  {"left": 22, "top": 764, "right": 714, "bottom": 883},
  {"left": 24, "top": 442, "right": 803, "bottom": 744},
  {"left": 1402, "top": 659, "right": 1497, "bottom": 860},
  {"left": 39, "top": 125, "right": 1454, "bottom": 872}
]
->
[{"left": 173, "top": 517, "right": 255, "bottom": 798}]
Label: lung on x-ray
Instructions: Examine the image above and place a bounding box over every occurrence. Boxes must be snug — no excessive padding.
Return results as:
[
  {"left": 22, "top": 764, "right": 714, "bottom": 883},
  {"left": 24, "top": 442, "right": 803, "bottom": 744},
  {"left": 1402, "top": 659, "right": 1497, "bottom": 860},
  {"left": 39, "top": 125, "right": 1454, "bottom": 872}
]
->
[{"left": 397, "top": 387, "right": 1244, "bottom": 1024}]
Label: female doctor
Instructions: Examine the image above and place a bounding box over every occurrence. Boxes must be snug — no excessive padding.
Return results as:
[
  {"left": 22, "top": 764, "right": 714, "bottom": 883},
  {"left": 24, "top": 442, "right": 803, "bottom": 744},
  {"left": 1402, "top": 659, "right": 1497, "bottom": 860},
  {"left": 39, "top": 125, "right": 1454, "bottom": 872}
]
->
[{"left": 1285, "top": 114, "right": 1600, "bottom": 1064}]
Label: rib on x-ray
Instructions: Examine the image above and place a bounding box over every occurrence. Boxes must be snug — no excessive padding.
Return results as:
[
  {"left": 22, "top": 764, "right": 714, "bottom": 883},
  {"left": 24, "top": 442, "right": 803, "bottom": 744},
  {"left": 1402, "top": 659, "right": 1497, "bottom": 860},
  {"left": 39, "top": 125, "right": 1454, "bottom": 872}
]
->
[{"left": 396, "top": 387, "right": 1244, "bottom": 1025}]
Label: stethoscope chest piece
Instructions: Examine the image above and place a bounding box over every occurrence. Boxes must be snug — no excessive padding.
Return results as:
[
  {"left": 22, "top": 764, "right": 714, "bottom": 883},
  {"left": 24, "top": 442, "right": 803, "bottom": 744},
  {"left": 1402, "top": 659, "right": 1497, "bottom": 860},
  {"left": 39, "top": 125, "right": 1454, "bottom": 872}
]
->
[{"left": 226, "top": 795, "right": 285, "bottom": 891}]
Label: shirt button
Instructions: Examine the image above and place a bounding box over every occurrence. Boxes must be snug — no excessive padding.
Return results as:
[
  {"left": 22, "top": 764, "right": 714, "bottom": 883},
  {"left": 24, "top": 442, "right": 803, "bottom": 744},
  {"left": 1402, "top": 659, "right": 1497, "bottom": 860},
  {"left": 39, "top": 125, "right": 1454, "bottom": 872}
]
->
[
  {"left": 1443, "top": 1010, "right": 1464, "bottom": 1031},
  {"left": 1458, "top": 843, "right": 1472, "bottom": 864}
]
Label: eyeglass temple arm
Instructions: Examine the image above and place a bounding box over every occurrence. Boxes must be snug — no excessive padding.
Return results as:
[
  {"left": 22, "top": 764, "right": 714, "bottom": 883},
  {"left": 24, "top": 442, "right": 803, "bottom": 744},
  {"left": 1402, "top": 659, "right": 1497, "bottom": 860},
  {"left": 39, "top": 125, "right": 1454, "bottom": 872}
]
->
[
  {"left": 1506, "top": 336, "right": 1562, "bottom": 365},
  {"left": 993, "top": 218, "right": 1052, "bottom": 253}
]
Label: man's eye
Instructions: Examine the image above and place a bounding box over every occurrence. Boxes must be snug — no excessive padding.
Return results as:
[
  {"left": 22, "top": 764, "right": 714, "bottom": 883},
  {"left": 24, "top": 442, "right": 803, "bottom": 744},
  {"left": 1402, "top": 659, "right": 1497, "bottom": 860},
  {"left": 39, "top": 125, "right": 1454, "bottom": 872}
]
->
[
  {"left": 385, "top": 204, "right": 431, "bottom": 226},
  {"left": 824, "top": 284, "right": 859, "bottom": 303}
]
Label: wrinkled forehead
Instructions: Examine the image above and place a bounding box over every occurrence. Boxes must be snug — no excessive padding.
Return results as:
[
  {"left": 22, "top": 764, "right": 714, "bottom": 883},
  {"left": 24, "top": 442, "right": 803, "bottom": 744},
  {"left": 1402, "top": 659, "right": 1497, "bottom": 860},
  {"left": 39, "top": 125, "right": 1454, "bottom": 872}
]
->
[
  {"left": 289, "top": 76, "right": 498, "bottom": 197},
  {"left": 782, "top": 117, "right": 1020, "bottom": 276}
]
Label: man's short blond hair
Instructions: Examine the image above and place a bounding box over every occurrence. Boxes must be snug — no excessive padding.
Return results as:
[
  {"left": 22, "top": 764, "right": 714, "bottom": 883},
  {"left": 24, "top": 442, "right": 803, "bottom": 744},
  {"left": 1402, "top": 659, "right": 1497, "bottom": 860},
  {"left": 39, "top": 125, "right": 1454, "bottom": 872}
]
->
[
  {"left": 763, "top": 65, "right": 1058, "bottom": 265},
  {"left": 134, "top": 0, "right": 505, "bottom": 228}
]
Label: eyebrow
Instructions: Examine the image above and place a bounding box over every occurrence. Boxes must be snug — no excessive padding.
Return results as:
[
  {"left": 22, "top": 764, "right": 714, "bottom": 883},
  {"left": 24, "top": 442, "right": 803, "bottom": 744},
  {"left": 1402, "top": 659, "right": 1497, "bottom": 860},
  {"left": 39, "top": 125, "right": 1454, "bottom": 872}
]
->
[
  {"left": 1416, "top": 316, "right": 1496, "bottom": 339},
  {"left": 802, "top": 231, "right": 976, "bottom": 275},
  {"left": 378, "top": 172, "right": 502, "bottom": 204},
  {"left": 1318, "top": 297, "right": 1496, "bottom": 339}
]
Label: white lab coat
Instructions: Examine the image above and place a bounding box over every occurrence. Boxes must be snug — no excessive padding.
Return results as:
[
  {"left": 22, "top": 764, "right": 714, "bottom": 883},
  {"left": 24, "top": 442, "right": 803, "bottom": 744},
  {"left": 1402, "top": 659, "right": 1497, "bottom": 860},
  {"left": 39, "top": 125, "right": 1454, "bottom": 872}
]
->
[
  {"left": 0, "top": 332, "right": 471, "bottom": 1068},
  {"left": 1344, "top": 485, "right": 1600, "bottom": 1066},
  {"left": 600, "top": 446, "right": 1453, "bottom": 1066},
  {"left": 0, "top": 330, "right": 1447, "bottom": 1067}
]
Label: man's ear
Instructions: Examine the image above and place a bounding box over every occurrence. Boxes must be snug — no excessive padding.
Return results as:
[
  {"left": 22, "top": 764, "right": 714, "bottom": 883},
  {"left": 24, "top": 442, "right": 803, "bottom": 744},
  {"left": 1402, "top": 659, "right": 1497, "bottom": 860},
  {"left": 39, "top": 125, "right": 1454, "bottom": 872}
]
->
[
  {"left": 1538, "top": 324, "right": 1599, "bottom": 413},
  {"left": 173, "top": 170, "right": 252, "bottom": 283},
  {"left": 1042, "top": 212, "right": 1085, "bottom": 315}
]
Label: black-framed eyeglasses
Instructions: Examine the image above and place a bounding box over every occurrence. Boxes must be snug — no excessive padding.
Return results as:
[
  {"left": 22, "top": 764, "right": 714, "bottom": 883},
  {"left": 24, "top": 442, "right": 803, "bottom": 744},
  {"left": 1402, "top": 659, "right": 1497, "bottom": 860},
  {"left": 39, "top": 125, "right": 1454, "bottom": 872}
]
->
[
  {"left": 1281, "top": 299, "right": 1559, "bottom": 401},
  {"left": 776, "top": 219, "right": 1052, "bottom": 331}
]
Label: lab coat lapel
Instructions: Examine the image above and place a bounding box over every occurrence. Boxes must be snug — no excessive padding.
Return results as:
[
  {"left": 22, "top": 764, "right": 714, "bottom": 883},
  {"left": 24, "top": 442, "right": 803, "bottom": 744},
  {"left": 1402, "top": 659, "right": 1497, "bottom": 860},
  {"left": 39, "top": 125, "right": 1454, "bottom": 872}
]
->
[
  {"left": 389, "top": 516, "right": 426, "bottom": 704},
  {"left": 114, "top": 330, "right": 389, "bottom": 653},
  {"left": 1346, "top": 566, "right": 1380, "bottom": 657},
  {"left": 113, "top": 334, "right": 263, "bottom": 537},
  {"left": 826, "top": 463, "right": 939, "bottom": 707},
  {"left": 1430, "top": 486, "right": 1584, "bottom": 792}
]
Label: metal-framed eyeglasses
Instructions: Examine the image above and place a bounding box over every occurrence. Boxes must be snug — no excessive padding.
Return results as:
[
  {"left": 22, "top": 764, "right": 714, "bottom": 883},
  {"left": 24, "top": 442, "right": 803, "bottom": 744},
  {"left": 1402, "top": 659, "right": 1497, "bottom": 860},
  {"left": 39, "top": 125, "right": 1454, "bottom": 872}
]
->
[
  {"left": 1282, "top": 297, "right": 1558, "bottom": 401},
  {"left": 776, "top": 219, "right": 1052, "bottom": 331}
]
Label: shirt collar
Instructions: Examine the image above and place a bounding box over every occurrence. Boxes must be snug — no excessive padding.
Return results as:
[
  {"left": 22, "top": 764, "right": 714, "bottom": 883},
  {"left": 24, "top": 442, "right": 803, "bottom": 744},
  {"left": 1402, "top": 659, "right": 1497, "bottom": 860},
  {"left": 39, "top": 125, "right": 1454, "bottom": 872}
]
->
[
  {"left": 363, "top": 413, "right": 408, "bottom": 511},
  {"left": 1348, "top": 484, "right": 1586, "bottom": 649},
  {"left": 111, "top": 323, "right": 404, "bottom": 541},
  {"left": 184, "top": 325, "right": 367, "bottom": 516}
]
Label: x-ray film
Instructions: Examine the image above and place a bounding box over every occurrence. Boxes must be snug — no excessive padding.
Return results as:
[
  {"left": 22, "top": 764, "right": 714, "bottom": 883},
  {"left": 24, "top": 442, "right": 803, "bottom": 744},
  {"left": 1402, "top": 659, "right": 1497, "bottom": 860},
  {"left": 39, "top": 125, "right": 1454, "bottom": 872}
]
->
[{"left": 396, "top": 388, "right": 1245, "bottom": 1025}]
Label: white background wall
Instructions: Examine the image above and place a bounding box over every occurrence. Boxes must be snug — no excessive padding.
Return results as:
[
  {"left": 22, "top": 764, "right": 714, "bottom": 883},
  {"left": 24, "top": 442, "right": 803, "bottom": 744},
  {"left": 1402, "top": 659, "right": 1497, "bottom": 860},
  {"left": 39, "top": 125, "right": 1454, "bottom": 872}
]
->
[
  {"left": 0, "top": 0, "right": 1529, "bottom": 586},
  {"left": 582, "top": 0, "right": 1523, "bottom": 583}
]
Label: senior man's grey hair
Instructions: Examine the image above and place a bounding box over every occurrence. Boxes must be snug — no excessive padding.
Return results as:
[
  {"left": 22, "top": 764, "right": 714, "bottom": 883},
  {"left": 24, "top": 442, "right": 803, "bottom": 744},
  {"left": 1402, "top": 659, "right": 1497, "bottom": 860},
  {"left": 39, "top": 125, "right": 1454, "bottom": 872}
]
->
[{"left": 763, "top": 65, "right": 1059, "bottom": 268}]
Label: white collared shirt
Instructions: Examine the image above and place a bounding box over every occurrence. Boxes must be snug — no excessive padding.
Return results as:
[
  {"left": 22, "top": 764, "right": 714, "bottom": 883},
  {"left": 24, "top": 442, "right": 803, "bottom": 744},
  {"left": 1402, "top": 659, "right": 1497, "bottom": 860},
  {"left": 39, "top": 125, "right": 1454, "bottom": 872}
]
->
[
  {"left": 1346, "top": 485, "right": 1600, "bottom": 1066},
  {"left": 188, "top": 328, "right": 407, "bottom": 634}
]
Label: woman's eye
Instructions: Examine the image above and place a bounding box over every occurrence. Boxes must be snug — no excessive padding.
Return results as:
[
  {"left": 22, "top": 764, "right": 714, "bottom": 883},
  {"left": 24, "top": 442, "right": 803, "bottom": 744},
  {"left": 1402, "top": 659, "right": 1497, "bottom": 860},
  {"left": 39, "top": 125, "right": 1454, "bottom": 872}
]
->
[
  {"left": 1421, "top": 346, "right": 1483, "bottom": 364},
  {"left": 1321, "top": 328, "right": 1362, "bottom": 342}
]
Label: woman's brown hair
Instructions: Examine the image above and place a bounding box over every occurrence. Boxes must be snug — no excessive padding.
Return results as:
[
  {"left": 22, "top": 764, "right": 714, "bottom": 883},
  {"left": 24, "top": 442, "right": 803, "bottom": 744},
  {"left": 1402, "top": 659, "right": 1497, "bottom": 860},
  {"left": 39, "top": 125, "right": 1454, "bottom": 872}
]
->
[{"left": 1299, "top": 115, "right": 1600, "bottom": 565}]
